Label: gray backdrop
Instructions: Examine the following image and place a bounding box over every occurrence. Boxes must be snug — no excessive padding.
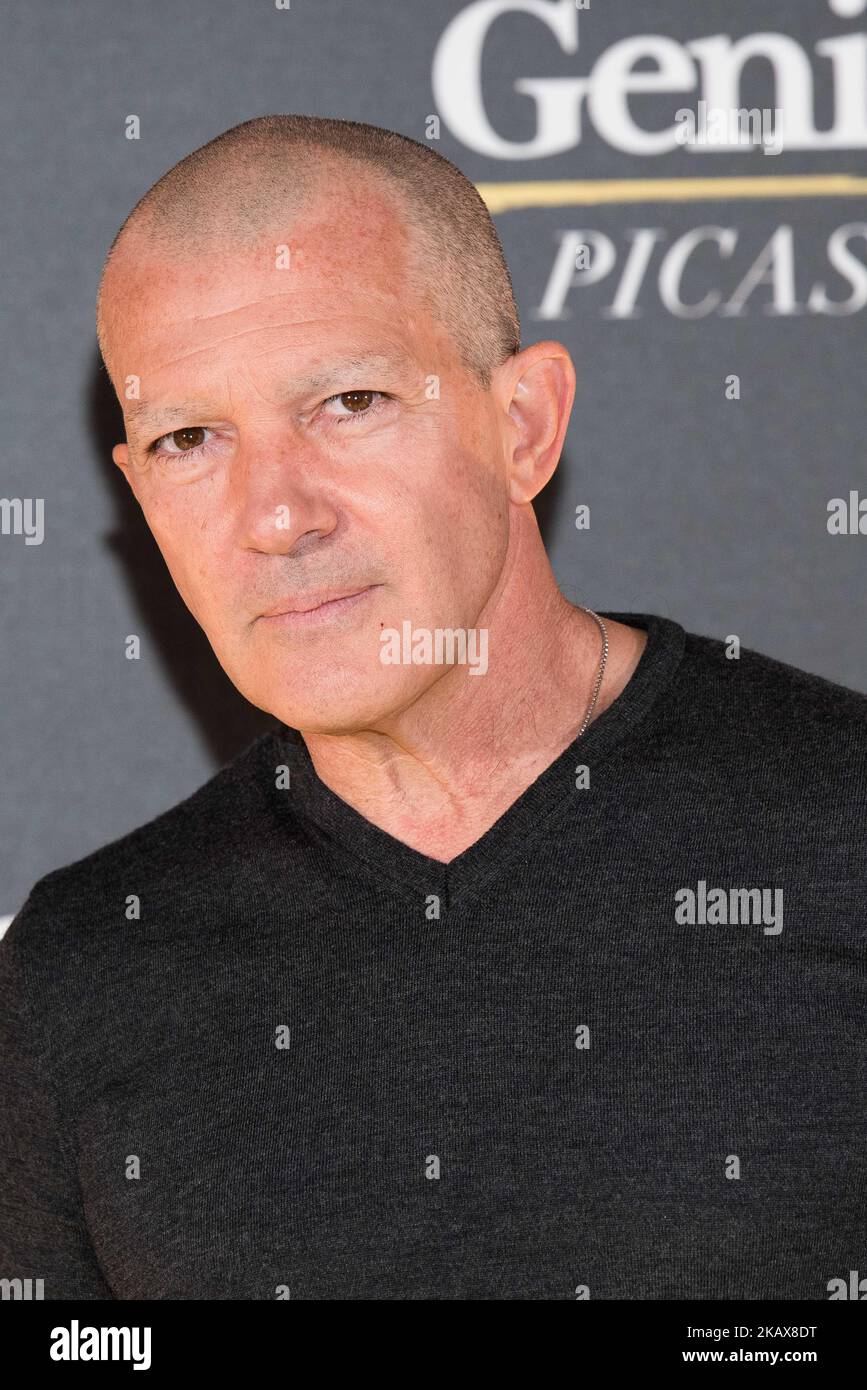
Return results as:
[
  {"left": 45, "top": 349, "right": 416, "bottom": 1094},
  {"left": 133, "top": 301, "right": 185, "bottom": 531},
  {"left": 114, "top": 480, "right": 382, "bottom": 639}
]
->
[{"left": 2, "top": 0, "right": 866, "bottom": 922}]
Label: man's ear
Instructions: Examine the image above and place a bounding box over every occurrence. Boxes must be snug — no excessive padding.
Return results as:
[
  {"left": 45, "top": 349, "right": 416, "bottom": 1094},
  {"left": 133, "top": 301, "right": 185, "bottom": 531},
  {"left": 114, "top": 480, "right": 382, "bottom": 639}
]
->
[
  {"left": 112, "top": 442, "right": 131, "bottom": 474},
  {"left": 496, "top": 341, "right": 576, "bottom": 505}
]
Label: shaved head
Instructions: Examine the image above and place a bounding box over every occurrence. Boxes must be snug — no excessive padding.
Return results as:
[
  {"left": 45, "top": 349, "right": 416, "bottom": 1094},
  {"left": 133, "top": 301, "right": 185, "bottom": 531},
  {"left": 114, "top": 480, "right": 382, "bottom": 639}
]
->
[{"left": 96, "top": 113, "right": 521, "bottom": 389}]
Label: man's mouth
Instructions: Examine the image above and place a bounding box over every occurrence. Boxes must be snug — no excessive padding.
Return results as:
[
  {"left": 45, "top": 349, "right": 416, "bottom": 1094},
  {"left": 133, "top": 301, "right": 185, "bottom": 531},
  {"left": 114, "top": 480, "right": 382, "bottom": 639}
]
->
[{"left": 257, "top": 585, "right": 379, "bottom": 627}]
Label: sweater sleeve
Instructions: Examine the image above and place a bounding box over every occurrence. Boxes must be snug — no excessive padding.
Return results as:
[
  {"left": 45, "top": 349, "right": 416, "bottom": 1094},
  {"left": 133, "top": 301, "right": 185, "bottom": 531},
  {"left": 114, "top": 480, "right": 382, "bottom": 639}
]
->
[{"left": 0, "top": 900, "right": 114, "bottom": 1299}]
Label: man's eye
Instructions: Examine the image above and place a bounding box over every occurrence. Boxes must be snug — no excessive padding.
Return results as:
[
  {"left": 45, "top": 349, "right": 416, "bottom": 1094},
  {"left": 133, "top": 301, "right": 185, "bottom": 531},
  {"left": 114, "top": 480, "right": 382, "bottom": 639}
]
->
[
  {"left": 148, "top": 426, "right": 213, "bottom": 457},
  {"left": 144, "top": 394, "right": 387, "bottom": 458},
  {"left": 322, "top": 390, "right": 387, "bottom": 423}
]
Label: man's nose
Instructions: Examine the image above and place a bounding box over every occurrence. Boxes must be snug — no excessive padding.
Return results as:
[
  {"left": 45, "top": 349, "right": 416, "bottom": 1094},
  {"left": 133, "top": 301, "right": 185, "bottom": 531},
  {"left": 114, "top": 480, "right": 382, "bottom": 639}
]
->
[{"left": 235, "top": 431, "right": 340, "bottom": 553}]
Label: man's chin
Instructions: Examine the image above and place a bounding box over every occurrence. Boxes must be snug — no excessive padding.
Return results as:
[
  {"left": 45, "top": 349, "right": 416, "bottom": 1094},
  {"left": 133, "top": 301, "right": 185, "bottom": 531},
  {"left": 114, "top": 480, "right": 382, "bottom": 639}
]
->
[
  {"left": 243, "top": 680, "right": 388, "bottom": 734},
  {"left": 246, "top": 667, "right": 429, "bottom": 735}
]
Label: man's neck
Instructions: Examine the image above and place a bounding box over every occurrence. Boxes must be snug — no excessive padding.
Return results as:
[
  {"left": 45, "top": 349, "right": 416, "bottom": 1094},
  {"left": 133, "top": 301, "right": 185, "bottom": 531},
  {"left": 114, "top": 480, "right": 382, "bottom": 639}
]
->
[{"left": 298, "top": 522, "right": 648, "bottom": 863}]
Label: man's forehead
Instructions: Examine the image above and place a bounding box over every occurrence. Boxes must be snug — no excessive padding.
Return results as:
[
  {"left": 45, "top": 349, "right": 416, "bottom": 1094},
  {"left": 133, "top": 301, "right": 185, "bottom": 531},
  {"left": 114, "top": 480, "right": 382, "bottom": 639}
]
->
[
  {"left": 101, "top": 230, "right": 420, "bottom": 383},
  {"left": 118, "top": 301, "right": 428, "bottom": 385},
  {"left": 98, "top": 183, "right": 453, "bottom": 403},
  {"left": 109, "top": 245, "right": 409, "bottom": 335},
  {"left": 123, "top": 344, "right": 422, "bottom": 435}
]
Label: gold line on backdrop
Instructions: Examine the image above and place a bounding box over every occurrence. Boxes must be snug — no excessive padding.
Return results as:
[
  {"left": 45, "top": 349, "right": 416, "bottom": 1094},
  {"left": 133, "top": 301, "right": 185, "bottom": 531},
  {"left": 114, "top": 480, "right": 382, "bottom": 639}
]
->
[{"left": 476, "top": 174, "right": 867, "bottom": 213}]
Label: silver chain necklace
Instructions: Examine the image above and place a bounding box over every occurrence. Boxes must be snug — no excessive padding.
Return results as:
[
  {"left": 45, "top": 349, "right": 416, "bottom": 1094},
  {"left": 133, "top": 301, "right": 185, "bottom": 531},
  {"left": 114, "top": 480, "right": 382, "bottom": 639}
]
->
[{"left": 575, "top": 604, "right": 609, "bottom": 738}]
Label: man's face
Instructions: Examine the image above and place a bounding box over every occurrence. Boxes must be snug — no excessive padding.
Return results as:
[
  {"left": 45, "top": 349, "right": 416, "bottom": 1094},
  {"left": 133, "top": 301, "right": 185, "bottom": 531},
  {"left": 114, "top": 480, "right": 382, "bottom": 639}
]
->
[{"left": 105, "top": 184, "right": 512, "bottom": 732}]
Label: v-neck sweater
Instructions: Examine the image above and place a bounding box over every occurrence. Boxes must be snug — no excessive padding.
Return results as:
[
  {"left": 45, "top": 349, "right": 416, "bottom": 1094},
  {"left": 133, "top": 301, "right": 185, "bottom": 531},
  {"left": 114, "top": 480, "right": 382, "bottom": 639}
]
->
[{"left": 1, "top": 611, "right": 865, "bottom": 1300}]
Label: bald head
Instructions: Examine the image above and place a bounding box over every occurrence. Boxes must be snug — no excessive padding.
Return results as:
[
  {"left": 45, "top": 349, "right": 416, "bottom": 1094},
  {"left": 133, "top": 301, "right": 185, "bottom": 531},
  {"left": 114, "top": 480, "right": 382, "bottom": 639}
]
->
[{"left": 96, "top": 114, "right": 520, "bottom": 390}]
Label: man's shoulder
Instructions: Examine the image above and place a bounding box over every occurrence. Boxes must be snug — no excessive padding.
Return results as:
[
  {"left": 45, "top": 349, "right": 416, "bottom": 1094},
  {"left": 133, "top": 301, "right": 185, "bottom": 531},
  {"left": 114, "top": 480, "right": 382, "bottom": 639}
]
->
[
  {"left": 675, "top": 622, "right": 867, "bottom": 763},
  {"left": 5, "top": 725, "right": 286, "bottom": 958}
]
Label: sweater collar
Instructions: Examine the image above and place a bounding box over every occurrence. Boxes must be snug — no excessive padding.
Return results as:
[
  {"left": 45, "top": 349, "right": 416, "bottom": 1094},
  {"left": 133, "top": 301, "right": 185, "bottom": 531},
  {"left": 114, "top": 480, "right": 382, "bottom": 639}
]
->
[{"left": 265, "top": 612, "right": 686, "bottom": 911}]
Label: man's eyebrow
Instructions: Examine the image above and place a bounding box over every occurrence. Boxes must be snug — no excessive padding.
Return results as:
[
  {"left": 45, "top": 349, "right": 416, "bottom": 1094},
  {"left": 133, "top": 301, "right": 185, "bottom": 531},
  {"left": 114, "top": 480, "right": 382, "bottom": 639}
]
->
[
  {"left": 284, "top": 351, "right": 417, "bottom": 396},
  {"left": 125, "top": 351, "right": 418, "bottom": 436},
  {"left": 125, "top": 402, "right": 206, "bottom": 435}
]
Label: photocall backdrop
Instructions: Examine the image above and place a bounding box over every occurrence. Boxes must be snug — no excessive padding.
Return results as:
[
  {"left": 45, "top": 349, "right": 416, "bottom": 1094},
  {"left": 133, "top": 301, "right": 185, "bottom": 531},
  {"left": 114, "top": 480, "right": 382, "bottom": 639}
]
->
[{"left": 2, "top": 0, "right": 866, "bottom": 926}]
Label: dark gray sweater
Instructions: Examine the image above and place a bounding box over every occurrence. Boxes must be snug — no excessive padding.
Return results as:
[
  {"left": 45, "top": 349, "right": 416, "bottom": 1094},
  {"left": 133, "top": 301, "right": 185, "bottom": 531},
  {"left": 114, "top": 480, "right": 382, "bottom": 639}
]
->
[{"left": 1, "top": 612, "right": 865, "bottom": 1300}]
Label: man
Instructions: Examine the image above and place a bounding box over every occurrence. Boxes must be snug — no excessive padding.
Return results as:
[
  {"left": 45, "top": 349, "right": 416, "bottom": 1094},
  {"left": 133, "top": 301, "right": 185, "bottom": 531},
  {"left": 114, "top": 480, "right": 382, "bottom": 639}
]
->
[{"left": 1, "top": 115, "right": 864, "bottom": 1301}]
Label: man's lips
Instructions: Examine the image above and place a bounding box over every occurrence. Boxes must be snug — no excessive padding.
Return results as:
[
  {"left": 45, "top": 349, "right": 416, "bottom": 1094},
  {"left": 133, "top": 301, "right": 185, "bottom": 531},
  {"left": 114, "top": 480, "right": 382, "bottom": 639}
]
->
[{"left": 257, "top": 585, "right": 378, "bottom": 625}]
